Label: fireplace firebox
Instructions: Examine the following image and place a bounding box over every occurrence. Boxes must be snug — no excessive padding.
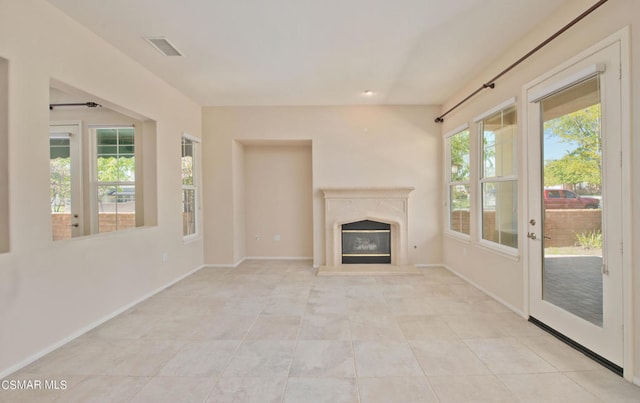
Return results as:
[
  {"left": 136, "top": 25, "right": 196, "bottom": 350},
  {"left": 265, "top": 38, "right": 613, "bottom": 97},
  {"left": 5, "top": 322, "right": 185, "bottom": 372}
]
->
[{"left": 341, "top": 220, "right": 391, "bottom": 264}]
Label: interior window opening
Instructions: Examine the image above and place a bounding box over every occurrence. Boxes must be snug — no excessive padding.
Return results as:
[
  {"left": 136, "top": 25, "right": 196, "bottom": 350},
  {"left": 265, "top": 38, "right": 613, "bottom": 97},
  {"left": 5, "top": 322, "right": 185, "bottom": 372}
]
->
[{"left": 49, "top": 81, "right": 157, "bottom": 239}]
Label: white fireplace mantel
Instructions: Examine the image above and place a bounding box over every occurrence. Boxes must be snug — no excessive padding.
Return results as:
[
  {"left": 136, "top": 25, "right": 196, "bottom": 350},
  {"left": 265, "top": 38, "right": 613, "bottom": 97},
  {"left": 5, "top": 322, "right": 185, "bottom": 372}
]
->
[{"left": 321, "top": 187, "right": 414, "bottom": 268}]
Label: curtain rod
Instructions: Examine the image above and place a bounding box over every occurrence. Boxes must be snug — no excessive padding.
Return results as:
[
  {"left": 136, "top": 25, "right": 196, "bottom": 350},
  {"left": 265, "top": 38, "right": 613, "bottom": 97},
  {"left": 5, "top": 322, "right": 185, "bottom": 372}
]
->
[
  {"left": 49, "top": 102, "right": 102, "bottom": 110},
  {"left": 435, "top": 0, "right": 609, "bottom": 123}
]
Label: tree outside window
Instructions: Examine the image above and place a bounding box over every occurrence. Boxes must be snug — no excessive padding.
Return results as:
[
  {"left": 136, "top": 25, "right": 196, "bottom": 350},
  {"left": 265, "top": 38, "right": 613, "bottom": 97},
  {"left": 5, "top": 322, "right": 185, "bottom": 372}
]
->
[
  {"left": 447, "top": 129, "right": 470, "bottom": 235},
  {"left": 95, "top": 127, "right": 136, "bottom": 233},
  {"left": 182, "top": 136, "right": 198, "bottom": 238}
]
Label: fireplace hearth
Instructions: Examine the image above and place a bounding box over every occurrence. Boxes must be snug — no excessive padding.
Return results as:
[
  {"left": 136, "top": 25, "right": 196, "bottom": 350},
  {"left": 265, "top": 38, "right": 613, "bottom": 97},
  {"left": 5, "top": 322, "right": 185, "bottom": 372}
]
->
[{"left": 342, "top": 220, "right": 391, "bottom": 264}]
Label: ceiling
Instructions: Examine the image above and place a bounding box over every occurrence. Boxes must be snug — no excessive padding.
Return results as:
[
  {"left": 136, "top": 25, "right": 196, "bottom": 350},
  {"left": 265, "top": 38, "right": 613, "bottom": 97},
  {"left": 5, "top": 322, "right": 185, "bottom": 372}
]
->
[{"left": 47, "top": 0, "right": 571, "bottom": 106}]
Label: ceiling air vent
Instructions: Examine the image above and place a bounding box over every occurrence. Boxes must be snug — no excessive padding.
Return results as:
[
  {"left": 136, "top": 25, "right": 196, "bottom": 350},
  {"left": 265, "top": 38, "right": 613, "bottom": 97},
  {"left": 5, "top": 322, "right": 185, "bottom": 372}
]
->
[{"left": 144, "top": 37, "right": 183, "bottom": 56}]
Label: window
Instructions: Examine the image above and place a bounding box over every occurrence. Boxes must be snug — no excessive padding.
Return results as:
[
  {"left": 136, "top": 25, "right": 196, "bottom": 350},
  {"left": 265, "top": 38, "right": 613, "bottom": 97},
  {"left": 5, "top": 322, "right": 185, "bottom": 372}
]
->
[
  {"left": 95, "top": 127, "right": 136, "bottom": 233},
  {"left": 477, "top": 102, "right": 518, "bottom": 249},
  {"left": 446, "top": 126, "right": 471, "bottom": 236},
  {"left": 181, "top": 135, "right": 199, "bottom": 238}
]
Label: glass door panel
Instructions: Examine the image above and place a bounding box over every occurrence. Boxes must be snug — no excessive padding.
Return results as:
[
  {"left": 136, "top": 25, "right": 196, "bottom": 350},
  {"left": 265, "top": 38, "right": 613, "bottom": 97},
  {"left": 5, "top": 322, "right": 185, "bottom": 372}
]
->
[
  {"left": 540, "top": 76, "right": 603, "bottom": 326},
  {"left": 50, "top": 124, "right": 83, "bottom": 239}
]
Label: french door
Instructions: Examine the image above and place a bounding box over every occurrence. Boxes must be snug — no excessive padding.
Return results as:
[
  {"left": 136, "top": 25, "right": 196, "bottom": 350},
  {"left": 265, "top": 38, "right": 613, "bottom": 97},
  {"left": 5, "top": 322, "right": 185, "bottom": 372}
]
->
[
  {"left": 50, "top": 123, "right": 84, "bottom": 239},
  {"left": 526, "top": 42, "right": 623, "bottom": 367}
]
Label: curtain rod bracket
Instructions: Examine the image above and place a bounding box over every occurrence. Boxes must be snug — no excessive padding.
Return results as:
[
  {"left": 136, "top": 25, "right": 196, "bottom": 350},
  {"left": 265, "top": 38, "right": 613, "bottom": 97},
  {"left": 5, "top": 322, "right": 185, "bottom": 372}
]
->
[{"left": 483, "top": 83, "right": 495, "bottom": 89}]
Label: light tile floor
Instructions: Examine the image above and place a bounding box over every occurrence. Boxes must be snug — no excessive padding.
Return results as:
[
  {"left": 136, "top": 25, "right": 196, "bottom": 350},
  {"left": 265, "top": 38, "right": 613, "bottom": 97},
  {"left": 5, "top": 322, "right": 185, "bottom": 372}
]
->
[{"left": 2, "top": 259, "right": 640, "bottom": 402}]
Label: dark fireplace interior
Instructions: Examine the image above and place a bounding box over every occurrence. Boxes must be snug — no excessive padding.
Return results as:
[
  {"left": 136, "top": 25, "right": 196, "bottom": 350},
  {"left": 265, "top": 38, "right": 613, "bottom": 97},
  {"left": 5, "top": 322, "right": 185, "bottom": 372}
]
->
[{"left": 341, "top": 220, "right": 391, "bottom": 264}]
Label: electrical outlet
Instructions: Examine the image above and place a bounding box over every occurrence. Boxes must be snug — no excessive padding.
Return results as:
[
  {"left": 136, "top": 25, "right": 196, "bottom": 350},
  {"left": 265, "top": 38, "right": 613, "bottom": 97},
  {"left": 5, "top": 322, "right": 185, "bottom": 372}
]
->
[
  {"left": 162, "top": 252, "right": 168, "bottom": 262},
  {"left": 274, "top": 234, "right": 281, "bottom": 241}
]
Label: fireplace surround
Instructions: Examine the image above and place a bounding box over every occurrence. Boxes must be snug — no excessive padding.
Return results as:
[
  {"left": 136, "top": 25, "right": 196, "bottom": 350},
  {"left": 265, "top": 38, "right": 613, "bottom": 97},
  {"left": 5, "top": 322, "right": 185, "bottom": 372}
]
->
[{"left": 321, "top": 187, "right": 414, "bottom": 269}]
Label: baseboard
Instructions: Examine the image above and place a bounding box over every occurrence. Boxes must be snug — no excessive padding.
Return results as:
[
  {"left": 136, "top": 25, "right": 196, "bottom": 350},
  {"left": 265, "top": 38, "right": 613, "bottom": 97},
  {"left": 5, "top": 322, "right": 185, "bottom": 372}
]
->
[
  {"left": 415, "top": 263, "right": 445, "bottom": 268},
  {"left": 203, "top": 263, "right": 237, "bottom": 268},
  {"left": 243, "top": 256, "right": 313, "bottom": 261},
  {"left": 205, "top": 257, "right": 312, "bottom": 268},
  {"left": 442, "top": 263, "right": 527, "bottom": 318},
  {"left": 0, "top": 264, "right": 205, "bottom": 379}
]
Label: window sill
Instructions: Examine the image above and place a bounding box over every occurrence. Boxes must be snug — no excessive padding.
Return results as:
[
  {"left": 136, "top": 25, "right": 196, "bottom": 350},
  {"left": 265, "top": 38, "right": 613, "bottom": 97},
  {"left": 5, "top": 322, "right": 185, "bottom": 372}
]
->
[
  {"left": 50, "top": 225, "right": 159, "bottom": 245},
  {"left": 183, "top": 234, "right": 201, "bottom": 245},
  {"left": 477, "top": 239, "right": 520, "bottom": 261},
  {"left": 444, "top": 231, "right": 471, "bottom": 244}
]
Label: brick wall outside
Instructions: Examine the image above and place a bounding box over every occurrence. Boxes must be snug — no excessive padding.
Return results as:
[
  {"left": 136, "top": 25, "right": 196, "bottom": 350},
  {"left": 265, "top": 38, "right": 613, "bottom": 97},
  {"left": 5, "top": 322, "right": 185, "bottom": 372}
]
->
[
  {"left": 449, "top": 210, "right": 500, "bottom": 242},
  {"left": 51, "top": 213, "right": 72, "bottom": 241},
  {"left": 450, "top": 210, "right": 470, "bottom": 235},
  {"left": 543, "top": 209, "right": 601, "bottom": 247},
  {"left": 51, "top": 213, "right": 136, "bottom": 240},
  {"left": 451, "top": 209, "right": 601, "bottom": 247}
]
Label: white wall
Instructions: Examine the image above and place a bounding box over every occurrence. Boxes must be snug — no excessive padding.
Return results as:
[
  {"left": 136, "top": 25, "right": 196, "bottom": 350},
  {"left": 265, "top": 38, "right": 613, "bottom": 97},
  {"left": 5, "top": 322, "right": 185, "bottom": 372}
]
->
[
  {"left": 202, "top": 106, "right": 442, "bottom": 267},
  {"left": 0, "top": 57, "right": 8, "bottom": 253},
  {"left": 243, "top": 143, "right": 313, "bottom": 258},
  {"left": 439, "top": 0, "right": 640, "bottom": 381},
  {"left": 0, "top": 0, "right": 202, "bottom": 376},
  {"left": 232, "top": 141, "right": 246, "bottom": 264}
]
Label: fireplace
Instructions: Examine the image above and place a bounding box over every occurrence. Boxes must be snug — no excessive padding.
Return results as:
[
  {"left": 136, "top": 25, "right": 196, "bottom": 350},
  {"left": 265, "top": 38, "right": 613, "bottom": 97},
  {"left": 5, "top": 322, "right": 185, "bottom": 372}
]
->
[
  {"left": 321, "top": 187, "right": 414, "bottom": 268},
  {"left": 342, "top": 220, "right": 391, "bottom": 264}
]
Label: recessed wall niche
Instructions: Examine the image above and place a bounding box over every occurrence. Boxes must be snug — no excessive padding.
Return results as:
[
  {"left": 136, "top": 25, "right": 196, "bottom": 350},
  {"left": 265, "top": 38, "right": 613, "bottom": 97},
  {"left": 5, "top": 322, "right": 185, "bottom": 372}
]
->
[
  {"left": 0, "top": 57, "right": 8, "bottom": 253},
  {"left": 49, "top": 80, "right": 158, "bottom": 240}
]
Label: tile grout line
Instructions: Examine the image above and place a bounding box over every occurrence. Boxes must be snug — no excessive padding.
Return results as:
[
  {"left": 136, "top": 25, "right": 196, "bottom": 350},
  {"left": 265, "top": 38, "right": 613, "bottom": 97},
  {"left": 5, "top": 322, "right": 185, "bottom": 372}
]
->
[
  {"left": 200, "top": 266, "right": 262, "bottom": 403},
  {"left": 280, "top": 264, "right": 315, "bottom": 402},
  {"left": 348, "top": 292, "right": 362, "bottom": 403}
]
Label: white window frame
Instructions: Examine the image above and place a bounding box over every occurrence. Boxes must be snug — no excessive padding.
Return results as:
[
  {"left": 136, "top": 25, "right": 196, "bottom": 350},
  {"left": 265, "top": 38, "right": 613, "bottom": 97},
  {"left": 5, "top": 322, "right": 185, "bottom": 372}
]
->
[
  {"left": 90, "top": 125, "right": 137, "bottom": 234},
  {"left": 474, "top": 98, "right": 519, "bottom": 255},
  {"left": 444, "top": 123, "right": 471, "bottom": 240},
  {"left": 182, "top": 133, "right": 201, "bottom": 241}
]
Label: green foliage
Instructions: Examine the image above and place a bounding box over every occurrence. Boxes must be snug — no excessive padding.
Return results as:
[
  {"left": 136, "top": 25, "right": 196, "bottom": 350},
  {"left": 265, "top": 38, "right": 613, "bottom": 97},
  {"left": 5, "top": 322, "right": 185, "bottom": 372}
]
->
[
  {"left": 451, "top": 185, "right": 470, "bottom": 210},
  {"left": 575, "top": 229, "right": 602, "bottom": 250},
  {"left": 181, "top": 155, "right": 193, "bottom": 185},
  {"left": 97, "top": 156, "right": 135, "bottom": 182},
  {"left": 544, "top": 104, "right": 601, "bottom": 189},
  {"left": 544, "top": 156, "right": 601, "bottom": 187},
  {"left": 450, "top": 130, "right": 470, "bottom": 182},
  {"left": 50, "top": 157, "right": 71, "bottom": 212}
]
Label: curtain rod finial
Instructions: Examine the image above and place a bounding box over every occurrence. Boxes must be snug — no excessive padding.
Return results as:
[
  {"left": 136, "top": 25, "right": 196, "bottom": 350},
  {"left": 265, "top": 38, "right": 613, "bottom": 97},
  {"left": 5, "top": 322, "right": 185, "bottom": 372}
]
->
[{"left": 435, "top": 117, "right": 444, "bottom": 123}]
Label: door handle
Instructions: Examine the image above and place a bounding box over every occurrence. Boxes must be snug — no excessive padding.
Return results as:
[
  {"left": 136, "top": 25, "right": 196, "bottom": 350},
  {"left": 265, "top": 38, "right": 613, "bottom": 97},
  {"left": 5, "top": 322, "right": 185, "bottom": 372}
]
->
[
  {"left": 527, "top": 232, "right": 537, "bottom": 240},
  {"left": 72, "top": 223, "right": 79, "bottom": 228}
]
